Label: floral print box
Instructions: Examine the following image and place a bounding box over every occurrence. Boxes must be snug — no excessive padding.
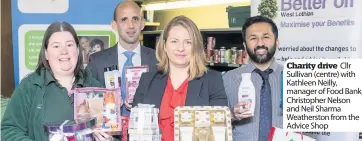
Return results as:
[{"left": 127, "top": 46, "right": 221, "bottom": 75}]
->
[
  {"left": 73, "top": 87, "right": 122, "bottom": 135},
  {"left": 174, "top": 106, "right": 233, "bottom": 141}
]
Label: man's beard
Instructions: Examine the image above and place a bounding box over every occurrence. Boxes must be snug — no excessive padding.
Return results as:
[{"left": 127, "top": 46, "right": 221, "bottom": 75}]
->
[{"left": 246, "top": 43, "right": 276, "bottom": 64}]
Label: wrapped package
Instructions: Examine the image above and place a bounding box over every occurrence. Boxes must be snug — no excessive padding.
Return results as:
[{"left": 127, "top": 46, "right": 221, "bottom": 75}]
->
[
  {"left": 125, "top": 66, "right": 149, "bottom": 103},
  {"left": 44, "top": 118, "right": 96, "bottom": 141},
  {"left": 128, "top": 104, "right": 162, "bottom": 141},
  {"left": 123, "top": 66, "right": 148, "bottom": 141},
  {"left": 174, "top": 106, "right": 233, "bottom": 141},
  {"left": 268, "top": 127, "right": 316, "bottom": 141},
  {"left": 73, "top": 87, "right": 122, "bottom": 135}
]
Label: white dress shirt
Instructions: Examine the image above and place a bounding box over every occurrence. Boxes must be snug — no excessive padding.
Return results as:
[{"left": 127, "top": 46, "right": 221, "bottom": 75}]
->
[{"left": 117, "top": 42, "right": 142, "bottom": 73}]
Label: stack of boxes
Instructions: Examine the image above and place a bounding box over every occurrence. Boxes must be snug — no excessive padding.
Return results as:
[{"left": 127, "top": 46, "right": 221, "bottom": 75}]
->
[{"left": 128, "top": 104, "right": 162, "bottom": 141}]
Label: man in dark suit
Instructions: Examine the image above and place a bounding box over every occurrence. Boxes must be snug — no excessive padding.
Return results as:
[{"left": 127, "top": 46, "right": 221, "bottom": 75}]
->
[
  {"left": 86, "top": 1, "right": 157, "bottom": 86},
  {"left": 86, "top": 1, "right": 157, "bottom": 140}
]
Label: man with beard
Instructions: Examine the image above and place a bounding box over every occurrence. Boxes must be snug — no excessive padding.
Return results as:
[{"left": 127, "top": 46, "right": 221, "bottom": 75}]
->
[
  {"left": 223, "top": 16, "right": 283, "bottom": 141},
  {"left": 86, "top": 1, "right": 158, "bottom": 140}
]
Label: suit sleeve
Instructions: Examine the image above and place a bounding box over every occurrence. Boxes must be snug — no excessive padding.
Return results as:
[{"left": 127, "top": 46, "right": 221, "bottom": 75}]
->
[
  {"left": 85, "top": 54, "right": 98, "bottom": 80},
  {"left": 209, "top": 72, "right": 228, "bottom": 106},
  {"left": 222, "top": 71, "right": 243, "bottom": 123},
  {"left": 1, "top": 84, "right": 35, "bottom": 141},
  {"left": 222, "top": 72, "right": 235, "bottom": 109},
  {"left": 132, "top": 73, "right": 147, "bottom": 107}
]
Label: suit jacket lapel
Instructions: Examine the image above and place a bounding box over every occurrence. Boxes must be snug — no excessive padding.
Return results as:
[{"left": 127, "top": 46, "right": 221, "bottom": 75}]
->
[
  {"left": 185, "top": 78, "right": 202, "bottom": 106},
  {"left": 146, "top": 73, "right": 167, "bottom": 108},
  {"left": 140, "top": 47, "right": 151, "bottom": 68},
  {"left": 108, "top": 45, "right": 118, "bottom": 67}
]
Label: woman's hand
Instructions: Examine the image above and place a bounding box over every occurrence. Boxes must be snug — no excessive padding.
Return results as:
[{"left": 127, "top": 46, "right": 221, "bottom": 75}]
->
[{"left": 93, "top": 129, "right": 114, "bottom": 141}]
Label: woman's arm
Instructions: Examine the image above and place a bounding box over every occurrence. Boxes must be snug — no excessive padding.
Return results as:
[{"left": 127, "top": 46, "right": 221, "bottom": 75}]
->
[{"left": 1, "top": 86, "right": 35, "bottom": 141}]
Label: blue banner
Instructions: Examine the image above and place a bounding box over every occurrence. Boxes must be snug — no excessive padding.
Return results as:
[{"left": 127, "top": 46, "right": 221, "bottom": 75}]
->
[{"left": 12, "top": 0, "right": 123, "bottom": 87}]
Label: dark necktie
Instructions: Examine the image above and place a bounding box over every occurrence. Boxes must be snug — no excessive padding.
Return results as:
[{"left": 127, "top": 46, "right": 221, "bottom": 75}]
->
[
  {"left": 255, "top": 68, "right": 273, "bottom": 141},
  {"left": 121, "top": 51, "right": 135, "bottom": 116}
]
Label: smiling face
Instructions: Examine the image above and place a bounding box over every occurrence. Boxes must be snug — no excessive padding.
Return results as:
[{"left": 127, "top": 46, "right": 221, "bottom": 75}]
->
[
  {"left": 46, "top": 31, "right": 79, "bottom": 76},
  {"left": 111, "top": 2, "right": 145, "bottom": 45},
  {"left": 244, "top": 22, "right": 278, "bottom": 64},
  {"left": 164, "top": 25, "right": 192, "bottom": 68},
  {"left": 79, "top": 37, "right": 90, "bottom": 52},
  {"left": 92, "top": 44, "right": 102, "bottom": 53}
]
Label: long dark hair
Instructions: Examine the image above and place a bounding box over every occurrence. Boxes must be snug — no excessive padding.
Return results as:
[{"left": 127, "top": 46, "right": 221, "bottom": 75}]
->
[{"left": 36, "top": 22, "right": 84, "bottom": 81}]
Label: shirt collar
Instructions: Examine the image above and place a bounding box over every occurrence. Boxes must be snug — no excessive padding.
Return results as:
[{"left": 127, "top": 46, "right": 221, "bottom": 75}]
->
[
  {"left": 243, "top": 58, "right": 279, "bottom": 73},
  {"left": 44, "top": 68, "right": 84, "bottom": 87},
  {"left": 117, "top": 42, "right": 141, "bottom": 55}
]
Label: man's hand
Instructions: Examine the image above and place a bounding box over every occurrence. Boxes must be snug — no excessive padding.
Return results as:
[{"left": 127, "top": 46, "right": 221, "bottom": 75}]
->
[
  {"left": 119, "top": 98, "right": 124, "bottom": 107},
  {"left": 124, "top": 99, "right": 132, "bottom": 110},
  {"left": 232, "top": 101, "right": 254, "bottom": 121}
]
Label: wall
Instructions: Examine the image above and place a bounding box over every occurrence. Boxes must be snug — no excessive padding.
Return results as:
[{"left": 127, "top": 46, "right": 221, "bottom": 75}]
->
[
  {"left": 153, "top": 2, "right": 250, "bottom": 29},
  {"left": 0, "top": 0, "right": 2, "bottom": 97},
  {"left": 1, "top": 0, "right": 15, "bottom": 98}
]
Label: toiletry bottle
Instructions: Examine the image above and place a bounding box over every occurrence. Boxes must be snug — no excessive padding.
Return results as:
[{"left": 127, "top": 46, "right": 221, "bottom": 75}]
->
[
  {"left": 105, "top": 65, "right": 121, "bottom": 89},
  {"left": 110, "top": 65, "right": 120, "bottom": 88},
  {"left": 238, "top": 73, "right": 256, "bottom": 115},
  {"left": 104, "top": 67, "right": 111, "bottom": 88}
]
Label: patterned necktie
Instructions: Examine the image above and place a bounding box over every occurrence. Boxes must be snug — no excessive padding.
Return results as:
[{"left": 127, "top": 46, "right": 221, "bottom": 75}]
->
[
  {"left": 121, "top": 51, "right": 135, "bottom": 116},
  {"left": 255, "top": 68, "right": 273, "bottom": 141}
]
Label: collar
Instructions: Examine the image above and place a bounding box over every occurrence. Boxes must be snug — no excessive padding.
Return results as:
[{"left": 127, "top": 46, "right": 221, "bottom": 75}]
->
[
  {"left": 44, "top": 68, "right": 84, "bottom": 87},
  {"left": 117, "top": 42, "right": 141, "bottom": 55},
  {"left": 243, "top": 58, "right": 279, "bottom": 74}
]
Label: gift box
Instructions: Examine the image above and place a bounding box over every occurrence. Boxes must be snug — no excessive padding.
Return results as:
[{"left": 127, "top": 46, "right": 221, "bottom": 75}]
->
[
  {"left": 174, "top": 106, "right": 233, "bottom": 141},
  {"left": 128, "top": 104, "right": 162, "bottom": 141},
  {"left": 268, "top": 127, "right": 316, "bottom": 141},
  {"left": 44, "top": 118, "right": 96, "bottom": 141},
  {"left": 125, "top": 66, "right": 149, "bottom": 103},
  {"left": 73, "top": 87, "right": 122, "bottom": 135}
]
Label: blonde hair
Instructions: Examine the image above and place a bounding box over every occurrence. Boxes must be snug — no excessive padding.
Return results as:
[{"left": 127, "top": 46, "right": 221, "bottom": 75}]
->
[{"left": 156, "top": 15, "right": 208, "bottom": 80}]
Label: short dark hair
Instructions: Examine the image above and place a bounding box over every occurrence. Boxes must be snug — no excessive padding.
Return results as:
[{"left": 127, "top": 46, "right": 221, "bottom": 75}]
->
[
  {"left": 36, "top": 22, "right": 84, "bottom": 81},
  {"left": 90, "top": 39, "right": 105, "bottom": 50},
  {"left": 241, "top": 16, "right": 278, "bottom": 42}
]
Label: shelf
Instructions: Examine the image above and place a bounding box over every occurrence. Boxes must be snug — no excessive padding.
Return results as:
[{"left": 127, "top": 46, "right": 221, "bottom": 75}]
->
[
  {"left": 145, "top": 22, "right": 160, "bottom": 26},
  {"left": 142, "top": 27, "right": 243, "bottom": 72},
  {"left": 207, "top": 63, "right": 241, "bottom": 68},
  {"left": 142, "top": 27, "right": 242, "bottom": 35},
  {"left": 143, "top": 30, "right": 162, "bottom": 35},
  {"left": 200, "top": 27, "right": 242, "bottom": 32}
]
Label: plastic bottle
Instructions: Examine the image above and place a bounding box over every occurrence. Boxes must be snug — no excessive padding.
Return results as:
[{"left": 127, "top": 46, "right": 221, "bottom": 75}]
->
[
  {"left": 104, "top": 65, "right": 120, "bottom": 88},
  {"left": 238, "top": 73, "right": 256, "bottom": 115}
]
